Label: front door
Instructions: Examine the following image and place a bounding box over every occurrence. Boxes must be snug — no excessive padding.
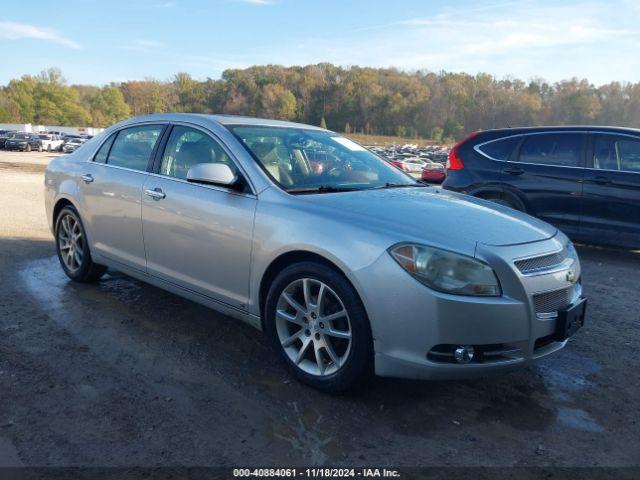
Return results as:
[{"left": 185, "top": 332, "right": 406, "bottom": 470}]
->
[{"left": 141, "top": 125, "right": 257, "bottom": 309}]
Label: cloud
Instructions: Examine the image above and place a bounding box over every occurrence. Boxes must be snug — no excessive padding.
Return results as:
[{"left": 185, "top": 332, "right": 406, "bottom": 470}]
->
[
  {"left": 0, "top": 20, "right": 80, "bottom": 49},
  {"left": 253, "top": 0, "right": 640, "bottom": 84}
]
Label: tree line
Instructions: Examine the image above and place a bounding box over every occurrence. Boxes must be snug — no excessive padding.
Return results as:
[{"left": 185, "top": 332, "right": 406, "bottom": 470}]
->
[{"left": 1, "top": 65, "right": 639, "bottom": 142}]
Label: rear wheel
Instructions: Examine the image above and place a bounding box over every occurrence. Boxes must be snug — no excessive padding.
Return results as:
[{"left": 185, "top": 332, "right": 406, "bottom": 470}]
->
[
  {"left": 265, "top": 262, "right": 372, "bottom": 392},
  {"left": 55, "top": 206, "right": 107, "bottom": 282}
]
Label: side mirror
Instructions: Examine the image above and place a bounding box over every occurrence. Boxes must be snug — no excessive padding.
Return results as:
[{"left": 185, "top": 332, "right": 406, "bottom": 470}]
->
[{"left": 186, "top": 163, "right": 237, "bottom": 187}]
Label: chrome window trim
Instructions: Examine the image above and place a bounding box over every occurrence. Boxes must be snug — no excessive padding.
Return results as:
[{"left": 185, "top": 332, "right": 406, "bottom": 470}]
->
[
  {"left": 474, "top": 130, "right": 640, "bottom": 174},
  {"left": 89, "top": 161, "right": 150, "bottom": 176},
  {"left": 87, "top": 120, "right": 258, "bottom": 196},
  {"left": 146, "top": 171, "right": 257, "bottom": 199},
  {"left": 89, "top": 120, "right": 166, "bottom": 166},
  {"left": 474, "top": 131, "right": 587, "bottom": 168}
]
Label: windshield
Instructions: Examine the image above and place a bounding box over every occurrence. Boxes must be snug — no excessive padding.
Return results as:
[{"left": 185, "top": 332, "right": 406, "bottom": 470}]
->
[
  {"left": 229, "top": 126, "right": 418, "bottom": 193},
  {"left": 15, "top": 134, "right": 28, "bottom": 140}
]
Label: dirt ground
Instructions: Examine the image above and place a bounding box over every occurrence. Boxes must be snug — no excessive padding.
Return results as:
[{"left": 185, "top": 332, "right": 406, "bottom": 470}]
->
[{"left": 0, "top": 151, "right": 639, "bottom": 471}]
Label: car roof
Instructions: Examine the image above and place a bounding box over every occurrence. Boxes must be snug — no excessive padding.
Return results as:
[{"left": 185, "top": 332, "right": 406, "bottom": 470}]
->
[
  {"left": 479, "top": 125, "right": 640, "bottom": 136},
  {"left": 118, "top": 113, "right": 325, "bottom": 131}
]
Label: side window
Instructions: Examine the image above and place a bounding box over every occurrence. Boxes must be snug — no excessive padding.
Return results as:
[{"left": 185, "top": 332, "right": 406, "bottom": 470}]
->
[
  {"left": 519, "top": 134, "right": 582, "bottom": 167},
  {"left": 617, "top": 138, "right": 640, "bottom": 173},
  {"left": 160, "top": 126, "right": 237, "bottom": 180},
  {"left": 93, "top": 134, "right": 116, "bottom": 163},
  {"left": 476, "top": 136, "right": 520, "bottom": 161},
  {"left": 106, "top": 125, "right": 163, "bottom": 171}
]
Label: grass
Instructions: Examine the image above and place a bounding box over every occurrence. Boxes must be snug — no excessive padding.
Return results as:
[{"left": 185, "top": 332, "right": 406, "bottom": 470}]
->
[{"left": 344, "top": 132, "right": 441, "bottom": 147}]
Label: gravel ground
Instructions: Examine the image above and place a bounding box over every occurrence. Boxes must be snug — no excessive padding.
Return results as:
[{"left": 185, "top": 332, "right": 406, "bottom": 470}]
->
[{"left": 0, "top": 151, "right": 639, "bottom": 471}]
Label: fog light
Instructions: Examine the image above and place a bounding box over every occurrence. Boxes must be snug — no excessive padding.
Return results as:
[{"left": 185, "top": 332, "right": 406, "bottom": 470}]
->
[{"left": 454, "top": 345, "right": 475, "bottom": 364}]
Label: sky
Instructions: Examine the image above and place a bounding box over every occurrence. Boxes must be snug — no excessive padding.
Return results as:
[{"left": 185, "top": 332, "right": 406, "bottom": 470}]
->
[{"left": 1, "top": 0, "right": 639, "bottom": 86}]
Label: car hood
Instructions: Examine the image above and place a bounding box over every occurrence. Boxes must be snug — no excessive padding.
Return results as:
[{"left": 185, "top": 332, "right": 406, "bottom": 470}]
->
[{"left": 300, "top": 186, "right": 557, "bottom": 251}]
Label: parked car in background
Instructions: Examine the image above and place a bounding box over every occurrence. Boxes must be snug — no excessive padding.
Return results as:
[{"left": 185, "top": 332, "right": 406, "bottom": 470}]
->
[
  {"left": 0, "top": 130, "right": 17, "bottom": 149},
  {"left": 443, "top": 126, "right": 640, "bottom": 249},
  {"left": 4, "top": 133, "right": 43, "bottom": 152},
  {"left": 62, "top": 138, "right": 87, "bottom": 153},
  {"left": 45, "top": 113, "right": 586, "bottom": 391},
  {"left": 389, "top": 157, "right": 428, "bottom": 178},
  {"left": 39, "top": 133, "right": 64, "bottom": 152},
  {"left": 421, "top": 160, "right": 446, "bottom": 183}
]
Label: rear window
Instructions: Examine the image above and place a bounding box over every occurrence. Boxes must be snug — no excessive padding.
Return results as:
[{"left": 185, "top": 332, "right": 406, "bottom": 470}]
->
[
  {"left": 518, "top": 134, "right": 582, "bottom": 167},
  {"left": 106, "top": 125, "right": 163, "bottom": 171},
  {"left": 476, "top": 136, "right": 520, "bottom": 161}
]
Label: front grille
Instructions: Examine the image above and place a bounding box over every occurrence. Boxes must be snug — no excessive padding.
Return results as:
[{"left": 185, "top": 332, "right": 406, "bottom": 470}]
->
[
  {"left": 515, "top": 249, "right": 569, "bottom": 274},
  {"left": 533, "top": 283, "right": 580, "bottom": 314}
]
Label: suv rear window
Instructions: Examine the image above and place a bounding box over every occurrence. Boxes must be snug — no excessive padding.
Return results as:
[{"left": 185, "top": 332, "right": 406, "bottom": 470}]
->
[
  {"left": 518, "top": 134, "right": 582, "bottom": 167},
  {"left": 476, "top": 136, "right": 520, "bottom": 161}
]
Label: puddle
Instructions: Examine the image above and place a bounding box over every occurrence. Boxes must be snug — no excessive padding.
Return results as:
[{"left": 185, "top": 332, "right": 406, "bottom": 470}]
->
[
  {"left": 536, "top": 350, "right": 604, "bottom": 432},
  {"left": 556, "top": 407, "right": 604, "bottom": 433},
  {"left": 536, "top": 350, "right": 601, "bottom": 400}
]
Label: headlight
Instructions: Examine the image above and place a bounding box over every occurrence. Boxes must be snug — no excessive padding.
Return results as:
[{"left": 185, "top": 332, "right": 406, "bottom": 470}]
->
[{"left": 389, "top": 243, "right": 501, "bottom": 296}]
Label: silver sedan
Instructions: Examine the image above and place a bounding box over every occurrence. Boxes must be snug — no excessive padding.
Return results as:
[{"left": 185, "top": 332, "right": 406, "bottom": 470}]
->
[{"left": 44, "top": 114, "right": 587, "bottom": 391}]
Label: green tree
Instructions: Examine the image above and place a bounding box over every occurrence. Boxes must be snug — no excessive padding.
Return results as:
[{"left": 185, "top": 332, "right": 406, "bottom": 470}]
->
[
  {"left": 259, "top": 84, "right": 297, "bottom": 120},
  {"left": 87, "top": 87, "right": 131, "bottom": 126}
]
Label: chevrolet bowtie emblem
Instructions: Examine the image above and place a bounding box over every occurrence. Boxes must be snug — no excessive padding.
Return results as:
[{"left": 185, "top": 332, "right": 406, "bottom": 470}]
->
[{"left": 566, "top": 271, "right": 576, "bottom": 283}]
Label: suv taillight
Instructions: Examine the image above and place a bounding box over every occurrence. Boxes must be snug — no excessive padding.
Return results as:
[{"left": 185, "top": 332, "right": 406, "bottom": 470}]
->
[{"left": 446, "top": 131, "right": 480, "bottom": 171}]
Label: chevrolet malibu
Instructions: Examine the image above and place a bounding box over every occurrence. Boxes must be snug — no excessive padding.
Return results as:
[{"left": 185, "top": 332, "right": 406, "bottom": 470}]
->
[{"left": 44, "top": 114, "right": 587, "bottom": 391}]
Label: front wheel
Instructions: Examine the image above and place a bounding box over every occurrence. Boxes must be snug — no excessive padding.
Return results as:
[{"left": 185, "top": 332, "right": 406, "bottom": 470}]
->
[
  {"left": 265, "top": 262, "right": 373, "bottom": 392},
  {"left": 55, "top": 206, "right": 107, "bottom": 282}
]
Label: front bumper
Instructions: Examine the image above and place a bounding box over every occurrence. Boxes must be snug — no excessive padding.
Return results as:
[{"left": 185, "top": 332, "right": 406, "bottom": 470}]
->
[{"left": 350, "top": 233, "right": 583, "bottom": 380}]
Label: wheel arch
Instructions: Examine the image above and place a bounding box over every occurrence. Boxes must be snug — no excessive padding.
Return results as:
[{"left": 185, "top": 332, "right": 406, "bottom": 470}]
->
[
  {"left": 52, "top": 197, "right": 76, "bottom": 227},
  {"left": 258, "top": 250, "right": 366, "bottom": 330},
  {"left": 471, "top": 186, "right": 527, "bottom": 212}
]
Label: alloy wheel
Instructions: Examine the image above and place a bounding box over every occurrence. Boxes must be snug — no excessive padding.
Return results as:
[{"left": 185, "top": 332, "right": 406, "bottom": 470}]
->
[
  {"left": 275, "top": 278, "right": 352, "bottom": 376},
  {"left": 57, "top": 213, "right": 84, "bottom": 273}
]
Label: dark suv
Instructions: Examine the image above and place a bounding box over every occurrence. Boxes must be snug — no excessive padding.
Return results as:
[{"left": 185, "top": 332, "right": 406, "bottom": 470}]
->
[
  {"left": 4, "top": 133, "right": 43, "bottom": 152},
  {"left": 442, "top": 126, "right": 640, "bottom": 249}
]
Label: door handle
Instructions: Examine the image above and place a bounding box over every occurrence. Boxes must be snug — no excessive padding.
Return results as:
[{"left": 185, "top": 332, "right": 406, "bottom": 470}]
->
[
  {"left": 504, "top": 167, "right": 525, "bottom": 175},
  {"left": 592, "top": 176, "right": 611, "bottom": 185},
  {"left": 81, "top": 174, "right": 94, "bottom": 183},
  {"left": 144, "top": 188, "right": 166, "bottom": 200}
]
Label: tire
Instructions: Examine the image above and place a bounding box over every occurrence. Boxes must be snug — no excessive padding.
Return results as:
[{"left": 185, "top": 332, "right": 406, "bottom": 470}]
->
[
  {"left": 55, "top": 206, "right": 107, "bottom": 282},
  {"left": 265, "top": 261, "right": 373, "bottom": 392}
]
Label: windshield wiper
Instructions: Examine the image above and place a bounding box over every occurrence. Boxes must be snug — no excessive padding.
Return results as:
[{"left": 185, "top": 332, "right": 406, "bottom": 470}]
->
[
  {"left": 286, "top": 185, "right": 363, "bottom": 194},
  {"left": 368, "top": 182, "right": 426, "bottom": 190}
]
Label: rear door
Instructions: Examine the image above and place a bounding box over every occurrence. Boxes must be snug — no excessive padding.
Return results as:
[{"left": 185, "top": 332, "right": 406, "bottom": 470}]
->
[
  {"left": 582, "top": 133, "right": 640, "bottom": 247},
  {"left": 501, "top": 132, "right": 586, "bottom": 237},
  {"left": 80, "top": 124, "right": 166, "bottom": 271}
]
